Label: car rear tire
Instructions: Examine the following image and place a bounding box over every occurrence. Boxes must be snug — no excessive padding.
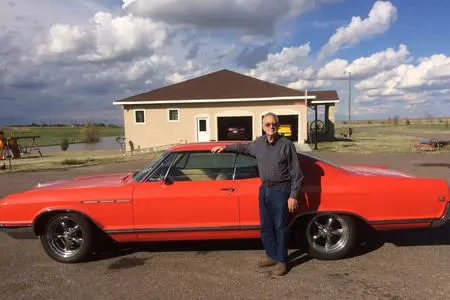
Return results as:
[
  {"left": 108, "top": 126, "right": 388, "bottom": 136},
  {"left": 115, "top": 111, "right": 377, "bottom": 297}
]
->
[
  {"left": 39, "top": 213, "right": 94, "bottom": 263},
  {"left": 305, "top": 213, "right": 358, "bottom": 260}
]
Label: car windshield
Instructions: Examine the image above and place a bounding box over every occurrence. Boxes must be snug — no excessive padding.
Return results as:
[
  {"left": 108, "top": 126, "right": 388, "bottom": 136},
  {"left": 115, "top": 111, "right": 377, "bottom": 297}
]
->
[{"left": 132, "top": 152, "right": 168, "bottom": 181}]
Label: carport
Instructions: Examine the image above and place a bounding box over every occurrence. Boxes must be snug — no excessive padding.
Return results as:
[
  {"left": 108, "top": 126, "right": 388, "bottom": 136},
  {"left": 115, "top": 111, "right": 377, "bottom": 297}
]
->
[
  {"left": 306, "top": 90, "right": 339, "bottom": 150},
  {"left": 217, "top": 116, "right": 253, "bottom": 141}
]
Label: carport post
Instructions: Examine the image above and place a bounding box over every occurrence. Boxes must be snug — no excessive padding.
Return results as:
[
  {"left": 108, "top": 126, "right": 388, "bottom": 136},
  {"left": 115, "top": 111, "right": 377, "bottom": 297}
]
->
[{"left": 314, "top": 104, "right": 318, "bottom": 150}]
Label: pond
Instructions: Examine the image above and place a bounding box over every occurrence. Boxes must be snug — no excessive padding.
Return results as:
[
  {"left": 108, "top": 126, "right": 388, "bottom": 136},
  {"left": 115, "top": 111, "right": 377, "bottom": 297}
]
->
[{"left": 38, "top": 136, "right": 124, "bottom": 153}]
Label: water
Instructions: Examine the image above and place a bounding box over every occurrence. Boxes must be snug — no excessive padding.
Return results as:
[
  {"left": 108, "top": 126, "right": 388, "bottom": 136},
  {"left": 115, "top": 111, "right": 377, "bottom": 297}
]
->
[{"left": 38, "top": 136, "right": 123, "bottom": 153}]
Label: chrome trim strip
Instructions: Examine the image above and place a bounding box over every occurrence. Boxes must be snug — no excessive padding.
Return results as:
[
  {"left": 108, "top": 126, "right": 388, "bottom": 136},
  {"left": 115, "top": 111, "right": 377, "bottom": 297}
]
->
[
  {"left": 81, "top": 200, "right": 130, "bottom": 204},
  {"left": 106, "top": 225, "right": 260, "bottom": 234},
  {"left": 368, "top": 218, "right": 434, "bottom": 225}
]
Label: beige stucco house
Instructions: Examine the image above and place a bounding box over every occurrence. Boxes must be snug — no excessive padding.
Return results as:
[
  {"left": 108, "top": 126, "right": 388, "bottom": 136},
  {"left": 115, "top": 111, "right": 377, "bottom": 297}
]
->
[{"left": 113, "top": 70, "right": 339, "bottom": 151}]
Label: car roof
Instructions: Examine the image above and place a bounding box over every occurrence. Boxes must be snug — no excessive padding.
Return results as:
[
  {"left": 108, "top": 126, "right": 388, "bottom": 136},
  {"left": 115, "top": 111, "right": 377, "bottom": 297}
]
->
[{"left": 168, "top": 141, "right": 250, "bottom": 152}]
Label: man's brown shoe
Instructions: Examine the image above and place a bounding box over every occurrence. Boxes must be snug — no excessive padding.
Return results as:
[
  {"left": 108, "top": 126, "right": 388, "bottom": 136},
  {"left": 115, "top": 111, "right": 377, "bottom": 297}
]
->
[
  {"left": 274, "top": 262, "right": 288, "bottom": 276},
  {"left": 257, "top": 256, "right": 276, "bottom": 268}
]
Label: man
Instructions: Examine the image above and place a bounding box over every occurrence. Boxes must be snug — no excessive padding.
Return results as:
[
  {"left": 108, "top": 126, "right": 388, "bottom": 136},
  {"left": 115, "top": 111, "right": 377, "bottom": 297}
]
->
[{"left": 211, "top": 112, "right": 304, "bottom": 276}]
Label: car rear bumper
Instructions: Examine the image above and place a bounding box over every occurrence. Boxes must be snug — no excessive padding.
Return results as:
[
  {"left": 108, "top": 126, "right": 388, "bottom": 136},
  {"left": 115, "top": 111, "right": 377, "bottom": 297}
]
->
[
  {"left": 0, "top": 225, "right": 36, "bottom": 239},
  {"left": 431, "top": 203, "right": 450, "bottom": 227}
]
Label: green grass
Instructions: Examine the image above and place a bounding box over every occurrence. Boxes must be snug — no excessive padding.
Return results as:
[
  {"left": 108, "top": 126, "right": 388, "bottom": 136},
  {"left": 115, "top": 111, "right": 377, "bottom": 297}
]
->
[
  {"left": 0, "top": 149, "right": 162, "bottom": 173},
  {"left": 315, "top": 123, "right": 450, "bottom": 153},
  {"left": 1, "top": 126, "right": 124, "bottom": 146},
  {"left": 61, "top": 158, "right": 95, "bottom": 165}
]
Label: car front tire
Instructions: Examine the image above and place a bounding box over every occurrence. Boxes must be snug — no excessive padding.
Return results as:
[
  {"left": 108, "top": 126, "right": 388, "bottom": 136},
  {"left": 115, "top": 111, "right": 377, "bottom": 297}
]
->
[
  {"left": 40, "top": 213, "right": 94, "bottom": 263},
  {"left": 305, "top": 213, "right": 358, "bottom": 260}
]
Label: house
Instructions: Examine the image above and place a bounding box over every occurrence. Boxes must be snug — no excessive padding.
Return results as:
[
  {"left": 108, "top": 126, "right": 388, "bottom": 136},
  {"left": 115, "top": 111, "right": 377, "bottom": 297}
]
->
[{"left": 113, "top": 69, "right": 339, "bottom": 151}]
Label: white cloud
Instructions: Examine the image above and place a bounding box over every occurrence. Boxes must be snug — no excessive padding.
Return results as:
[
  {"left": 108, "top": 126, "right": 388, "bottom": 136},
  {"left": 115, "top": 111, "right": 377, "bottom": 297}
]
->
[
  {"left": 2, "top": 0, "right": 449, "bottom": 123},
  {"left": 317, "top": 59, "right": 348, "bottom": 80},
  {"left": 37, "top": 12, "right": 168, "bottom": 62},
  {"left": 88, "top": 55, "right": 176, "bottom": 82},
  {"left": 318, "top": 44, "right": 409, "bottom": 79},
  {"left": 347, "top": 44, "right": 409, "bottom": 77},
  {"left": 247, "top": 43, "right": 312, "bottom": 83},
  {"left": 287, "top": 79, "right": 332, "bottom": 90},
  {"left": 400, "top": 54, "right": 450, "bottom": 88},
  {"left": 318, "top": 1, "right": 397, "bottom": 58},
  {"left": 357, "top": 54, "right": 450, "bottom": 94},
  {"left": 355, "top": 54, "right": 450, "bottom": 109},
  {"left": 123, "top": 0, "right": 337, "bottom": 35}
]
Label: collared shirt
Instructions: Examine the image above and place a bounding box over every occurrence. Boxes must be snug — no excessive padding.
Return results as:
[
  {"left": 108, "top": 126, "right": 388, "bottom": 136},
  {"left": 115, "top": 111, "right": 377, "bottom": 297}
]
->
[{"left": 224, "top": 134, "right": 304, "bottom": 199}]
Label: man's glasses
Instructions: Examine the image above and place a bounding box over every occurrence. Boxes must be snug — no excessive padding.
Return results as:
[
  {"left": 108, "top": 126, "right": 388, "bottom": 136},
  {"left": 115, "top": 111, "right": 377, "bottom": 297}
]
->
[{"left": 264, "top": 122, "right": 278, "bottom": 128}]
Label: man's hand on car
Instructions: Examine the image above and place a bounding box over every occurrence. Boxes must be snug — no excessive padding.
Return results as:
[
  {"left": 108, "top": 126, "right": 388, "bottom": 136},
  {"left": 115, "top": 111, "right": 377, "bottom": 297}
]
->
[{"left": 211, "top": 146, "right": 225, "bottom": 153}]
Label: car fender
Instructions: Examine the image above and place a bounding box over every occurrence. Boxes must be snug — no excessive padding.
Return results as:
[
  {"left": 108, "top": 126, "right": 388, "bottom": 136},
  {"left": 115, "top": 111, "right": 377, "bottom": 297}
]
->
[{"left": 32, "top": 207, "right": 104, "bottom": 235}]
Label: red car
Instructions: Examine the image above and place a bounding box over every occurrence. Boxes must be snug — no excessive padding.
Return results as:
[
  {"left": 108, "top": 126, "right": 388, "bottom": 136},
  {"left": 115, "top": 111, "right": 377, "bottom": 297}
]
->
[
  {"left": 1, "top": 142, "right": 449, "bottom": 263},
  {"left": 227, "top": 127, "right": 246, "bottom": 140}
]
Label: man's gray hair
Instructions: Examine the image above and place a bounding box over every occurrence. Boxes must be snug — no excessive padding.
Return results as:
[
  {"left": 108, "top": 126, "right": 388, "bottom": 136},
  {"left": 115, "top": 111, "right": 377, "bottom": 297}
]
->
[{"left": 262, "top": 112, "right": 279, "bottom": 124}]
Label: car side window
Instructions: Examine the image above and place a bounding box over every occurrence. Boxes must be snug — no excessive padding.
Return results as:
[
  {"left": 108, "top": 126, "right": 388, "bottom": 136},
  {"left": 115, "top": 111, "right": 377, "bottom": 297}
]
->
[
  {"left": 167, "top": 152, "right": 235, "bottom": 181},
  {"left": 234, "top": 154, "right": 259, "bottom": 179}
]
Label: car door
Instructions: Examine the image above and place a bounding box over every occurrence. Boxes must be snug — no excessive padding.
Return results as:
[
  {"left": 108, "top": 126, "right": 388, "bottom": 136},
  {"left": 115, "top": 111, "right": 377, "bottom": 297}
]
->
[
  {"left": 232, "top": 154, "right": 261, "bottom": 230},
  {"left": 132, "top": 151, "right": 240, "bottom": 241}
]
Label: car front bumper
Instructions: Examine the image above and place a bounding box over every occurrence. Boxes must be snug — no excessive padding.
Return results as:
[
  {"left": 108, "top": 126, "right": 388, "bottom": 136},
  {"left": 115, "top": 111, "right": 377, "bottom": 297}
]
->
[{"left": 0, "top": 225, "right": 36, "bottom": 239}]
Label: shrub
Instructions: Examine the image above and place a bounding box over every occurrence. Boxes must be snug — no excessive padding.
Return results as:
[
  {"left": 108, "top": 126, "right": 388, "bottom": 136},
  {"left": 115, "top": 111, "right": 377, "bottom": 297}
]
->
[
  {"left": 61, "top": 159, "right": 86, "bottom": 165},
  {"left": 60, "top": 139, "right": 69, "bottom": 151},
  {"left": 79, "top": 123, "right": 100, "bottom": 143},
  {"left": 393, "top": 115, "right": 400, "bottom": 126}
]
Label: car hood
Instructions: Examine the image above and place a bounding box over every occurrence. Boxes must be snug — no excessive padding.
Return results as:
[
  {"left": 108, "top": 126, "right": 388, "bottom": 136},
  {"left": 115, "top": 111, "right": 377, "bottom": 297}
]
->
[
  {"left": 341, "top": 165, "right": 415, "bottom": 178},
  {"left": 33, "top": 172, "right": 133, "bottom": 190}
]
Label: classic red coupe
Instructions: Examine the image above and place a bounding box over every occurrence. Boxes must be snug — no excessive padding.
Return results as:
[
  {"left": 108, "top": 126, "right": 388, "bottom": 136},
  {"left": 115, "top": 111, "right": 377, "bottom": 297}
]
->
[{"left": 1, "top": 142, "right": 449, "bottom": 263}]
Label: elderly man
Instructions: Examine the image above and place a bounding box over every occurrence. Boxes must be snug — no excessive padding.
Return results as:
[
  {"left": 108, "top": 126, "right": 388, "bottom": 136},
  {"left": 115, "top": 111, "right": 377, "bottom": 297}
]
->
[{"left": 211, "top": 112, "right": 304, "bottom": 276}]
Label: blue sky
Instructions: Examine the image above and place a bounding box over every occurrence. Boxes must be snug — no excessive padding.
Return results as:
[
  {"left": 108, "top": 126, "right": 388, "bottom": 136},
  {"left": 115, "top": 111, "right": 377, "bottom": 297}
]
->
[{"left": 0, "top": 0, "right": 449, "bottom": 125}]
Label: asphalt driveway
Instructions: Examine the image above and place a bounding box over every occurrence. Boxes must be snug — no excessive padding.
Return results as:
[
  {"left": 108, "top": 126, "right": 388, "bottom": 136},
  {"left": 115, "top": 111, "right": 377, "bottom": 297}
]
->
[{"left": 1, "top": 152, "right": 449, "bottom": 300}]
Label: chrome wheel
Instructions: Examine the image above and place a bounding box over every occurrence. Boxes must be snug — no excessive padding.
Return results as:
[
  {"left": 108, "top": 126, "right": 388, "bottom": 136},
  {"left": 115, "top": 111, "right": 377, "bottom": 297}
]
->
[
  {"left": 46, "top": 216, "right": 84, "bottom": 258},
  {"left": 307, "top": 214, "right": 350, "bottom": 254}
]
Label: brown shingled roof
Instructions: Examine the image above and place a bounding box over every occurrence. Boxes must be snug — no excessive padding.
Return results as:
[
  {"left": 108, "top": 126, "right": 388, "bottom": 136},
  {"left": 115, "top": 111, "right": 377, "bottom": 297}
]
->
[
  {"left": 114, "top": 69, "right": 339, "bottom": 103},
  {"left": 308, "top": 90, "right": 339, "bottom": 101}
]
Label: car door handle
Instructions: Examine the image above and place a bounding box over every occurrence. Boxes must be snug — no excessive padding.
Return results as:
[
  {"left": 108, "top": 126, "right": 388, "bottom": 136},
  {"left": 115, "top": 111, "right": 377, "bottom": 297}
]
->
[{"left": 220, "top": 188, "right": 235, "bottom": 192}]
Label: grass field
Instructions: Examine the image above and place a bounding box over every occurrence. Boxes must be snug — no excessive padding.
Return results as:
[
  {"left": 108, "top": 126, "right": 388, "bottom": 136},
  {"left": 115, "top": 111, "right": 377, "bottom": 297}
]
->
[
  {"left": 0, "top": 149, "right": 160, "bottom": 173},
  {"left": 0, "top": 126, "right": 124, "bottom": 146},
  {"left": 1, "top": 122, "right": 449, "bottom": 173},
  {"left": 317, "top": 123, "right": 450, "bottom": 153}
]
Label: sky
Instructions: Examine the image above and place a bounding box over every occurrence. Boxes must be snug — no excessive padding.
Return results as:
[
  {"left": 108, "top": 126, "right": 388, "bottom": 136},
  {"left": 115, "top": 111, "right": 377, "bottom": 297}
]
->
[{"left": 1, "top": 0, "right": 450, "bottom": 125}]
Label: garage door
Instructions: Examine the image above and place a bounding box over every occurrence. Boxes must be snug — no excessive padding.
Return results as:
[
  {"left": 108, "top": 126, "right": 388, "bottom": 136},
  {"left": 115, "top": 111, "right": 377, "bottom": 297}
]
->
[{"left": 217, "top": 116, "right": 253, "bottom": 141}]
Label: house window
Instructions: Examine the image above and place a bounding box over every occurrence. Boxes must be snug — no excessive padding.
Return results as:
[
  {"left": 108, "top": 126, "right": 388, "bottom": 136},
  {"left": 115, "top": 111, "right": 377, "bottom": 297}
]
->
[
  {"left": 168, "top": 109, "right": 179, "bottom": 121},
  {"left": 135, "top": 110, "right": 145, "bottom": 123}
]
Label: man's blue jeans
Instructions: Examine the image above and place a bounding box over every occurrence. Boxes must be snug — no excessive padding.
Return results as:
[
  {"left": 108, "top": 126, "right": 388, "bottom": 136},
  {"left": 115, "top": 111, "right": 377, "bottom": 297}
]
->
[{"left": 259, "top": 184, "right": 291, "bottom": 263}]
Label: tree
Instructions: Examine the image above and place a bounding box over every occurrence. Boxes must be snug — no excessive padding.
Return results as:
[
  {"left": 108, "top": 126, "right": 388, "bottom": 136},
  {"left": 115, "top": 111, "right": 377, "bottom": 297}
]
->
[{"left": 79, "top": 123, "right": 100, "bottom": 143}]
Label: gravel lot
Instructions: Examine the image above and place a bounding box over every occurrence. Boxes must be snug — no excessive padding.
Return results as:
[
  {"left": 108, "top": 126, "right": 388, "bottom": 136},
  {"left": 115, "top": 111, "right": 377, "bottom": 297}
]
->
[{"left": 1, "top": 152, "right": 449, "bottom": 300}]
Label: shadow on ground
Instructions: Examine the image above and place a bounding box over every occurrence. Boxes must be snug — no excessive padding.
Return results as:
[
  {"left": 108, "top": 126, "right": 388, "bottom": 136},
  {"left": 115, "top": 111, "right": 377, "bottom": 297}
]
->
[
  {"left": 90, "top": 223, "right": 450, "bottom": 272},
  {"left": 415, "top": 163, "right": 450, "bottom": 168}
]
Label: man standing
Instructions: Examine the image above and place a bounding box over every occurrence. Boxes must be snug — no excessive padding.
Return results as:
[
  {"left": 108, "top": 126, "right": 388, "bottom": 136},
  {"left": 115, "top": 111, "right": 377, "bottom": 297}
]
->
[{"left": 211, "top": 112, "right": 304, "bottom": 276}]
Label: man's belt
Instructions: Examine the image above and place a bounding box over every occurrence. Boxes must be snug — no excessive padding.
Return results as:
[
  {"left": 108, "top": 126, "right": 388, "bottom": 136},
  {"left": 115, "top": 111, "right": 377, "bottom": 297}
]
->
[{"left": 261, "top": 180, "right": 290, "bottom": 187}]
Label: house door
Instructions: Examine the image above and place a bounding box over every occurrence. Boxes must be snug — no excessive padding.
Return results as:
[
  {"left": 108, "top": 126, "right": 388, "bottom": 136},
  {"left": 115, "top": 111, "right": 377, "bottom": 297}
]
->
[{"left": 196, "top": 117, "right": 210, "bottom": 142}]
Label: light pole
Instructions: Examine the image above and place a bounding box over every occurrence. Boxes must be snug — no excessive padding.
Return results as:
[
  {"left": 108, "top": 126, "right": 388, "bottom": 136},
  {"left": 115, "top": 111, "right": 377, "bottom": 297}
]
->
[{"left": 345, "top": 71, "right": 352, "bottom": 137}]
